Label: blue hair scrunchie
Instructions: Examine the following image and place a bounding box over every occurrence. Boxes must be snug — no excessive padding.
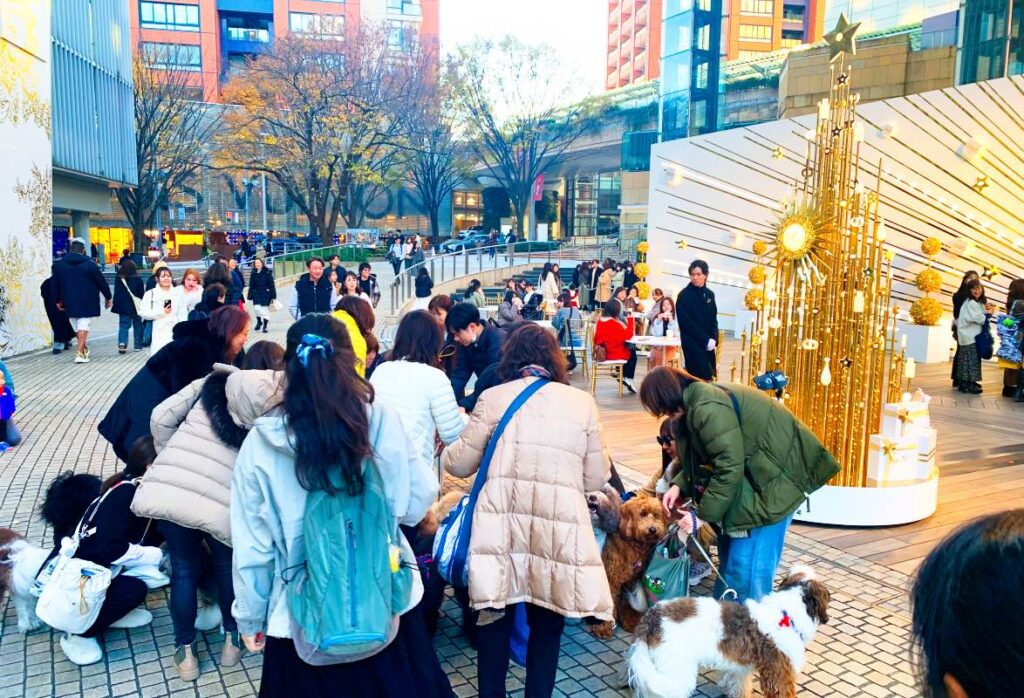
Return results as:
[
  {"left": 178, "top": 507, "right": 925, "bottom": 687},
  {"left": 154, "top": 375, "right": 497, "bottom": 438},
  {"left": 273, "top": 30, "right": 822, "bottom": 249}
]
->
[{"left": 296, "top": 333, "right": 334, "bottom": 368}]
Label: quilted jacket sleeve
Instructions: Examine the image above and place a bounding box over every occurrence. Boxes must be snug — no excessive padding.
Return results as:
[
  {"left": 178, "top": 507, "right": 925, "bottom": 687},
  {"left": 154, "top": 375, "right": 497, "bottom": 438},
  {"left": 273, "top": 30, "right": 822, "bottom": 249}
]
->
[
  {"left": 230, "top": 438, "right": 273, "bottom": 636},
  {"left": 442, "top": 392, "right": 494, "bottom": 478},
  {"left": 150, "top": 377, "right": 205, "bottom": 452},
  {"left": 582, "top": 397, "right": 611, "bottom": 492},
  {"left": 429, "top": 372, "right": 467, "bottom": 446},
  {"left": 687, "top": 398, "right": 745, "bottom": 524}
]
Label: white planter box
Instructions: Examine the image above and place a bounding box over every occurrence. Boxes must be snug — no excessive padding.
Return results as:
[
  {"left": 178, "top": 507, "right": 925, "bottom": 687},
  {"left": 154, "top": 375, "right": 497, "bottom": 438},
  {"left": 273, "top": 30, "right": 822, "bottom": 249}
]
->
[{"left": 898, "top": 320, "right": 955, "bottom": 363}]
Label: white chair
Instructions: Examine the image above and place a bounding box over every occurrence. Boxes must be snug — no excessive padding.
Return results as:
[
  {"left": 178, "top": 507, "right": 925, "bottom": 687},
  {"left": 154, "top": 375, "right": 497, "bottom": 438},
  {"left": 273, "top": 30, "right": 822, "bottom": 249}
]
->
[{"left": 558, "top": 315, "right": 588, "bottom": 379}]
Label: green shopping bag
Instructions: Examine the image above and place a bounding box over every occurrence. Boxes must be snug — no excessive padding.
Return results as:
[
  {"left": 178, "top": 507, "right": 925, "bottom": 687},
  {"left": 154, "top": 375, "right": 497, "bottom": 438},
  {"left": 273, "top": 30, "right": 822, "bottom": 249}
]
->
[{"left": 643, "top": 525, "right": 691, "bottom": 605}]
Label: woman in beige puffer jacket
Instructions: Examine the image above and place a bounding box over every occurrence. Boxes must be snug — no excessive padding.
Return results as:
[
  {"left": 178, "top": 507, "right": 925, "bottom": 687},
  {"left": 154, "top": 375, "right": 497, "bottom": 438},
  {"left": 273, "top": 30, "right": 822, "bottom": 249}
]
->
[
  {"left": 441, "top": 323, "right": 613, "bottom": 697},
  {"left": 131, "top": 358, "right": 283, "bottom": 681}
]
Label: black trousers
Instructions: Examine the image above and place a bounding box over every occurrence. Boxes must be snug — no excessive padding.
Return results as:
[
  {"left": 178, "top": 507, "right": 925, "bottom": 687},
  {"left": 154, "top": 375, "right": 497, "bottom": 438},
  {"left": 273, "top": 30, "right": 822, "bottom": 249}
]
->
[
  {"left": 623, "top": 346, "right": 638, "bottom": 380},
  {"left": 477, "top": 603, "right": 566, "bottom": 698},
  {"left": 82, "top": 575, "right": 148, "bottom": 638}
]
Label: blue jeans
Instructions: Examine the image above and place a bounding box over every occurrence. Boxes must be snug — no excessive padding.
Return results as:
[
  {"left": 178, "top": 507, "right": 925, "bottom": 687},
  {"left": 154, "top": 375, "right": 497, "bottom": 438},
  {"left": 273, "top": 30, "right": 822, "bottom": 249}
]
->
[
  {"left": 117, "top": 315, "right": 144, "bottom": 349},
  {"left": 714, "top": 514, "right": 793, "bottom": 602},
  {"left": 158, "top": 520, "right": 237, "bottom": 646}
]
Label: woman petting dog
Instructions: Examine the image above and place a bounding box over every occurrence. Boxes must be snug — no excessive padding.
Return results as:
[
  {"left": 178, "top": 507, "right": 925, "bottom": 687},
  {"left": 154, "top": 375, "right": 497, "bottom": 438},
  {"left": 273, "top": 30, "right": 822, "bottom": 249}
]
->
[{"left": 639, "top": 367, "right": 840, "bottom": 602}]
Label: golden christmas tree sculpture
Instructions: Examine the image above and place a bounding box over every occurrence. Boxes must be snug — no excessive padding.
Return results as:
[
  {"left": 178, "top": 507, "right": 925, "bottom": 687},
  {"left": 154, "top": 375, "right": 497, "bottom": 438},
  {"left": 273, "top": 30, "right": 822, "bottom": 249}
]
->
[{"left": 745, "top": 15, "right": 909, "bottom": 488}]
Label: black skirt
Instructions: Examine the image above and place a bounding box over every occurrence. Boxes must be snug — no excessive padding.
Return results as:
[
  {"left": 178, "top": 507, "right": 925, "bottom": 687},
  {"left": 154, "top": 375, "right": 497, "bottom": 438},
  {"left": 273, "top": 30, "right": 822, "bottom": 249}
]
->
[{"left": 259, "top": 609, "right": 454, "bottom": 698}]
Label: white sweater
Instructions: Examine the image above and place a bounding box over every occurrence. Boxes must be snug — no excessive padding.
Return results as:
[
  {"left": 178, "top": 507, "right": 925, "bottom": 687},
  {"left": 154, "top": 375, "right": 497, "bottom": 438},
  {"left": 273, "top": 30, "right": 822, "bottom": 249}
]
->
[
  {"left": 139, "top": 285, "right": 186, "bottom": 355},
  {"left": 370, "top": 359, "right": 467, "bottom": 469}
]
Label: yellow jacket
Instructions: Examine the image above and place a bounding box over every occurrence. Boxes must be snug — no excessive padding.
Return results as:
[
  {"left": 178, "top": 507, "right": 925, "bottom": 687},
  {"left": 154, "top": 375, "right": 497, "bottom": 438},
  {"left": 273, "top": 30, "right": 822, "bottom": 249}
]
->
[{"left": 331, "top": 310, "right": 367, "bottom": 377}]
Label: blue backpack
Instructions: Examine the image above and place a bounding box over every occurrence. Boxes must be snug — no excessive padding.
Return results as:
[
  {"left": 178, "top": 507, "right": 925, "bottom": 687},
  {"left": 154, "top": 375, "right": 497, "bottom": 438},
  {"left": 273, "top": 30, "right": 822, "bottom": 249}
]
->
[{"left": 288, "top": 461, "right": 414, "bottom": 666}]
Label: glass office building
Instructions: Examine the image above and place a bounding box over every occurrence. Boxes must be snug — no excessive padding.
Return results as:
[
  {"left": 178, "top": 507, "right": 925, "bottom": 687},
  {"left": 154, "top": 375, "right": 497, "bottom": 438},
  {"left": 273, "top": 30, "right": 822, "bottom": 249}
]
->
[
  {"left": 660, "top": 0, "right": 728, "bottom": 140},
  {"left": 825, "top": 0, "right": 959, "bottom": 33},
  {"left": 958, "top": 0, "right": 1024, "bottom": 83}
]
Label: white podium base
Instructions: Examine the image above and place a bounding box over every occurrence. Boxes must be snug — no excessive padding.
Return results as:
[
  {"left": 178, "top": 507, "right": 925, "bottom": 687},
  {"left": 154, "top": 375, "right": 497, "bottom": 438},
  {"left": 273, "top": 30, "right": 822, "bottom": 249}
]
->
[
  {"left": 793, "top": 477, "right": 938, "bottom": 526},
  {"left": 898, "top": 320, "right": 954, "bottom": 364}
]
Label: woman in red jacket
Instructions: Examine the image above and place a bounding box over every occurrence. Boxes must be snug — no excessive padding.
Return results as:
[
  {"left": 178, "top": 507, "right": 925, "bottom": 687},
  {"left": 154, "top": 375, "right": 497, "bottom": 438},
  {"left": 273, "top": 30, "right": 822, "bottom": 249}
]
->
[{"left": 593, "top": 298, "right": 637, "bottom": 393}]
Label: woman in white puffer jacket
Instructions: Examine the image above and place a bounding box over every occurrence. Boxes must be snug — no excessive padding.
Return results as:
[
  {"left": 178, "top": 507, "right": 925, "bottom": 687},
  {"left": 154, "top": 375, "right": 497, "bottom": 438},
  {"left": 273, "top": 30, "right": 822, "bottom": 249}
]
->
[{"left": 370, "top": 310, "right": 467, "bottom": 473}]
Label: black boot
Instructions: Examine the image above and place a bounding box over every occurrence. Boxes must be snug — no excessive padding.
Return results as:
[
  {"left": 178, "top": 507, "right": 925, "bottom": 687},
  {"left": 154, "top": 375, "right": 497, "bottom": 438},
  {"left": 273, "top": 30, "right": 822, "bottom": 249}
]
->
[
  {"left": 255, "top": 317, "right": 263, "bottom": 332},
  {"left": 262, "top": 320, "right": 268, "bottom": 333}
]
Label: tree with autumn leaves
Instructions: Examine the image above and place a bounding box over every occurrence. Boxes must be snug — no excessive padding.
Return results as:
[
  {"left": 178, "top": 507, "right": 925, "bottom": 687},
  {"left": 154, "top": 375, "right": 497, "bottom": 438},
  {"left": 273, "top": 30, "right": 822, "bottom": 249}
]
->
[{"left": 215, "top": 22, "right": 434, "bottom": 246}]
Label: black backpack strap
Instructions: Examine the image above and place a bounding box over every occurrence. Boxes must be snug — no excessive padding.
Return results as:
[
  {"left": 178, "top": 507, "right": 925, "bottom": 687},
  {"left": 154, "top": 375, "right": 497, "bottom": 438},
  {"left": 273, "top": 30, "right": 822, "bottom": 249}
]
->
[{"left": 715, "top": 383, "right": 742, "bottom": 427}]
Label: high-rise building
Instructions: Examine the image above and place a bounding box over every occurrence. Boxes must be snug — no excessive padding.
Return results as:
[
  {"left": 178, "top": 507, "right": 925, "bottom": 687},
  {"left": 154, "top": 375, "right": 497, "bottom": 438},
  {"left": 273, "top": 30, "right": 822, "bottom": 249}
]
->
[
  {"left": 825, "top": 0, "right": 958, "bottom": 35},
  {"left": 659, "top": 0, "right": 825, "bottom": 140},
  {"left": 957, "top": 0, "right": 1024, "bottom": 84},
  {"left": 128, "top": 0, "right": 440, "bottom": 102},
  {"left": 606, "top": 0, "right": 664, "bottom": 90}
]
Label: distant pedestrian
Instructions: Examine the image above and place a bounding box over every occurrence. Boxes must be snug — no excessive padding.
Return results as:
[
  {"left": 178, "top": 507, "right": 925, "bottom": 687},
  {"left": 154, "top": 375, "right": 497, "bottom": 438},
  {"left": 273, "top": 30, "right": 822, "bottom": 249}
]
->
[
  {"left": 412, "top": 267, "right": 433, "bottom": 311},
  {"left": 40, "top": 276, "right": 75, "bottom": 354},
  {"left": 226, "top": 258, "right": 245, "bottom": 308},
  {"left": 112, "top": 259, "right": 145, "bottom": 354},
  {"left": 247, "top": 257, "right": 276, "bottom": 334},
  {"left": 0, "top": 360, "right": 21, "bottom": 446},
  {"left": 388, "top": 237, "right": 404, "bottom": 276},
  {"left": 357, "top": 262, "right": 380, "bottom": 308},
  {"left": 50, "top": 237, "right": 111, "bottom": 364}
]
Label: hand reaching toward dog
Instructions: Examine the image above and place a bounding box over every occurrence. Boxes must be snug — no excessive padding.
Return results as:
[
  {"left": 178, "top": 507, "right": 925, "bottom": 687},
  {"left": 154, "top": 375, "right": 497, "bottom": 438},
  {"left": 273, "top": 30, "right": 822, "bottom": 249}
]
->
[{"left": 662, "top": 485, "right": 682, "bottom": 517}]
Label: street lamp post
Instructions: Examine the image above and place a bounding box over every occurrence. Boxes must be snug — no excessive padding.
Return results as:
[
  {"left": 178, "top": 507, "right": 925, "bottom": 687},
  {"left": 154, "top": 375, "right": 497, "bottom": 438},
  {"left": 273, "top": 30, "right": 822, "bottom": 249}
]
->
[{"left": 241, "top": 175, "right": 256, "bottom": 234}]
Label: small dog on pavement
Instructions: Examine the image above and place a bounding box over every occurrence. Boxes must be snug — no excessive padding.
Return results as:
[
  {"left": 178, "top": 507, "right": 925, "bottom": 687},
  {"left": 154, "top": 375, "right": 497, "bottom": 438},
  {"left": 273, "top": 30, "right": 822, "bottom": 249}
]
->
[{"left": 628, "top": 565, "right": 831, "bottom": 698}]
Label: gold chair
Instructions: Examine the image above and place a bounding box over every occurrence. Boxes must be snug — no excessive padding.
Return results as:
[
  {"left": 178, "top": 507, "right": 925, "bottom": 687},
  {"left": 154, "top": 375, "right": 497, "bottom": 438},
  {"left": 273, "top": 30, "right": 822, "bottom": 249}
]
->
[{"left": 588, "top": 321, "right": 627, "bottom": 397}]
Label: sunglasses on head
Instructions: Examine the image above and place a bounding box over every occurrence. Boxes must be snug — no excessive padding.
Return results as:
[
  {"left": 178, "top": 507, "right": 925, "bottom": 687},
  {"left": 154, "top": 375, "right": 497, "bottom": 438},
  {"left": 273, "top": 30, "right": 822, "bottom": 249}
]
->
[{"left": 656, "top": 435, "right": 673, "bottom": 446}]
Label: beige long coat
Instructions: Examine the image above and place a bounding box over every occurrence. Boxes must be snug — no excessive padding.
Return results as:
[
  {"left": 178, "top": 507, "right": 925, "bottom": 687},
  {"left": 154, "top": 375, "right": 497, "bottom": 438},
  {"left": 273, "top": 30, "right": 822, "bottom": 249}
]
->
[
  {"left": 597, "top": 268, "right": 614, "bottom": 303},
  {"left": 442, "top": 377, "right": 613, "bottom": 620},
  {"left": 132, "top": 365, "right": 283, "bottom": 545}
]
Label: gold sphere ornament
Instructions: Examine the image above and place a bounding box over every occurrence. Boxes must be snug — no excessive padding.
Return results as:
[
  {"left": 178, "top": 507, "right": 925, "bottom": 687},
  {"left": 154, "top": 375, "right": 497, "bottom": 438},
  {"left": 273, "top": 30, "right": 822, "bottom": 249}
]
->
[
  {"left": 744, "top": 289, "right": 766, "bottom": 310},
  {"left": 748, "top": 266, "right": 767, "bottom": 285},
  {"left": 916, "top": 268, "right": 942, "bottom": 293},
  {"left": 752, "top": 240, "right": 769, "bottom": 256},
  {"left": 636, "top": 241, "right": 649, "bottom": 254},
  {"left": 634, "top": 281, "right": 651, "bottom": 300},
  {"left": 921, "top": 237, "right": 942, "bottom": 257},
  {"left": 633, "top": 262, "right": 650, "bottom": 280},
  {"left": 910, "top": 297, "right": 943, "bottom": 326}
]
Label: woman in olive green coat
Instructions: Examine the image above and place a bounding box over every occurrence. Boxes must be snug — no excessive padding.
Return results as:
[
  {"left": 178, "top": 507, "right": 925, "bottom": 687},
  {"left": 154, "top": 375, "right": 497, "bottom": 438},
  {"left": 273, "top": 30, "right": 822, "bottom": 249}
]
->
[{"left": 640, "top": 367, "right": 839, "bottom": 601}]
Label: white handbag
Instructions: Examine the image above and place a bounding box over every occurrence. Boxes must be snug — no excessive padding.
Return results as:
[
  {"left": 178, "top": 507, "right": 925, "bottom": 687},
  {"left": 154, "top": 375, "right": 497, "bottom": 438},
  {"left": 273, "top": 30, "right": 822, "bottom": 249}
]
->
[{"left": 271, "top": 299, "right": 283, "bottom": 312}]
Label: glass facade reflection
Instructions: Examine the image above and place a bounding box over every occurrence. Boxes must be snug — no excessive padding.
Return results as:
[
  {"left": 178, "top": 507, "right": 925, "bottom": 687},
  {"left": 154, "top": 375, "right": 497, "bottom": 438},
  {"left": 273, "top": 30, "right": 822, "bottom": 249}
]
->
[
  {"left": 959, "top": 0, "right": 1024, "bottom": 83},
  {"left": 660, "top": 0, "right": 726, "bottom": 140}
]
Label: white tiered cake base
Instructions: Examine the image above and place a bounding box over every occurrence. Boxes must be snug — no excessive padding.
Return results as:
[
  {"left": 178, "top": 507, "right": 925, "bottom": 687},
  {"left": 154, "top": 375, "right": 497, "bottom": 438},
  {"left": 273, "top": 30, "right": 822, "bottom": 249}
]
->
[{"left": 792, "top": 476, "right": 939, "bottom": 526}]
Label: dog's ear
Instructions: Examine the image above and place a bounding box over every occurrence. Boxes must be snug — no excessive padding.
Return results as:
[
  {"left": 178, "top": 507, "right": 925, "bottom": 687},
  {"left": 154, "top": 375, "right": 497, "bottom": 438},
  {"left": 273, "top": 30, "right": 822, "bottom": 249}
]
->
[
  {"left": 617, "top": 504, "right": 636, "bottom": 538},
  {"left": 802, "top": 579, "right": 831, "bottom": 625}
]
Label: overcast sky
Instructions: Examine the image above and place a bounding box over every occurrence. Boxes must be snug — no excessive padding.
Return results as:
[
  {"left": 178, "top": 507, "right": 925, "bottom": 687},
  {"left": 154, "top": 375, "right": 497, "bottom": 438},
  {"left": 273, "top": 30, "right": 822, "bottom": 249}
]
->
[{"left": 439, "top": 0, "right": 607, "bottom": 96}]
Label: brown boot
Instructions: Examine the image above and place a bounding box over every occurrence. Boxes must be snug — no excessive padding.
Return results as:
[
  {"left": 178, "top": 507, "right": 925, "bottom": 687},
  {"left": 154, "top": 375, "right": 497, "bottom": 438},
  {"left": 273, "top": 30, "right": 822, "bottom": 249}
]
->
[
  {"left": 173, "top": 643, "right": 199, "bottom": 681},
  {"left": 220, "top": 630, "right": 242, "bottom": 667}
]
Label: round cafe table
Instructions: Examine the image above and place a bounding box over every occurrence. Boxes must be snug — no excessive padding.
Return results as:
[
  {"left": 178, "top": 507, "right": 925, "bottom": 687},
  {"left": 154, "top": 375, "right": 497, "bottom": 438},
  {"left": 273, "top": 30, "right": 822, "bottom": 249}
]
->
[{"left": 631, "top": 335, "right": 680, "bottom": 367}]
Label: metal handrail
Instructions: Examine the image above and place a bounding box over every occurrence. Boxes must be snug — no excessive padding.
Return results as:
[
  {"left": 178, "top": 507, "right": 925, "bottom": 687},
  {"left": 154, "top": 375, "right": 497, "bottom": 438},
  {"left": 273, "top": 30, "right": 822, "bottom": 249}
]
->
[{"left": 387, "top": 237, "right": 632, "bottom": 315}]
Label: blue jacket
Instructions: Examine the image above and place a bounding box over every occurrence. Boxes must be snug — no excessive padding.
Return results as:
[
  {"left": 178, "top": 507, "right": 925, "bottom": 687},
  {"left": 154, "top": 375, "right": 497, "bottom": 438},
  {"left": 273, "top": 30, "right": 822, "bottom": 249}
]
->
[{"left": 51, "top": 253, "right": 111, "bottom": 318}]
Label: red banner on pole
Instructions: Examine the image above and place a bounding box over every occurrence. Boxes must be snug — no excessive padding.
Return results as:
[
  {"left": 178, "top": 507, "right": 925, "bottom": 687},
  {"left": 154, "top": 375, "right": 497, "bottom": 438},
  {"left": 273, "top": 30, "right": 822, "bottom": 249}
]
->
[{"left": 532, "top": 175, "right": 545, "bottom": 201}]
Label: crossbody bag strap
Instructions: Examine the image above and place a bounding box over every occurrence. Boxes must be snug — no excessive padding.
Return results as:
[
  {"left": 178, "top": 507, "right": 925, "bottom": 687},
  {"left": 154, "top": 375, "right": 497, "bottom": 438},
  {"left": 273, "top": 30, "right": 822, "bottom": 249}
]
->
[
  {"left": 451, "top": 378, "right": 549, "bottom": 583},
  {"left": 75, "top": 479, "right": 131, "bottom": 543}
]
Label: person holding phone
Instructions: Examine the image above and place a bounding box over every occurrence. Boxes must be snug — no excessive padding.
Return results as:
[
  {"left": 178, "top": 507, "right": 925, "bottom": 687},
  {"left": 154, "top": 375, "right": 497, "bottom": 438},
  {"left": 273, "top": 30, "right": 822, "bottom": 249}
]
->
[{"left": 139, "top": 267, "right": 184, "bottom": 355}]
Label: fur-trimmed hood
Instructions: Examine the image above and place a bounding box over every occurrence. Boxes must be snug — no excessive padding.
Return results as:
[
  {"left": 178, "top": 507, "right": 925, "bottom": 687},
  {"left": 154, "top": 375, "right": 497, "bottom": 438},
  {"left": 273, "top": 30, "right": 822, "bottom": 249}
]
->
[{"left": 131, "top": 365, "right": 284, "bottom": 546}]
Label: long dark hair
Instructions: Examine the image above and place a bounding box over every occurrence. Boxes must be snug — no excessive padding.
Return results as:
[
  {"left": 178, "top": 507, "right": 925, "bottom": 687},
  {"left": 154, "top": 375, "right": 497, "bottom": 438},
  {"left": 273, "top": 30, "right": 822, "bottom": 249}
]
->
[
  {"left": 464, "top": 279, "right": 481, "bottom": 298},
  {"left": 208, "top": 305, "right": 249, "bottom": 349},
  {"left": 496, "top": 324, "right": 568, "bottom": 384},
  {"left": 911, "top": 509, "right": 1024, "bottom": 698},
  {"left": 639, "top": 366, "right": 701, "bottom": 417},
  {"left": 101, "top": 435, "right": 156, "bottom": 495},
  {"left": 390, "top": 310, "right": 442, "bottom": 366},
  {"left": 203, "top": 262, "right": 232, "bottom": 288},
  {"left": 336, "top": 295, "right": 374, "bottom": 338},
  {"left": 284, "top": 314, "right": 373, "bottom": 496}
]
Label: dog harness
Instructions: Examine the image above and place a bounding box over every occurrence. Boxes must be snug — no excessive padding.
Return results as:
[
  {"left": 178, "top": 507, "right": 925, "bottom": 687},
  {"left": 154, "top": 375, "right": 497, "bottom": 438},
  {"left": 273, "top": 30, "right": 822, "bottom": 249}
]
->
[{"left": 777, "top": 609, "right": 807, "bottom": 643}]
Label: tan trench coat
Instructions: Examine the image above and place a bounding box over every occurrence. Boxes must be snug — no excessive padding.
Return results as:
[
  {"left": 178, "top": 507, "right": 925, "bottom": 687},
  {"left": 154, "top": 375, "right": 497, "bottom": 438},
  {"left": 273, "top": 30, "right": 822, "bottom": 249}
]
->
[{"left": 442, "top": 377, "right": 613, "bottom": 621}]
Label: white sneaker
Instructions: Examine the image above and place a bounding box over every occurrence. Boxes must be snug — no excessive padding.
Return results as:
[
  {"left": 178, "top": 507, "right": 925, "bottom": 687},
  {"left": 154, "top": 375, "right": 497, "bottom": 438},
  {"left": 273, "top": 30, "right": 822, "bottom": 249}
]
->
[
  {"left": 109, "top": 607, "right": 153, "bottom": 629},
  {"left": 60, "top": 634, "right": 103, "bottom": 666},
  {"left": 74, "top": 352, "right": 89, "bottom": 364},
  {"left": 195, "top": 603, "right": 222, "bottom": 631}
]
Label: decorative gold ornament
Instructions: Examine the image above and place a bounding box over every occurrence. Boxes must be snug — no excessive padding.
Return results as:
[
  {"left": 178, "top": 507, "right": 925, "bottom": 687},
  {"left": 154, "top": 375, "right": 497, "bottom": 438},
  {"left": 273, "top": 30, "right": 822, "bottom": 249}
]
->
[
  {"left": 633, "top": 262, "right": 650, "bottom": 280},
  {"left": 752, "top": 240, "right": 769, "bottom": 256},
  {"left": 910, "top": 297, "right": 943, "bottom": 326},
  {"left": 748, "top": 266, "right": 767, "bottom": 285},
  {"left": 636, "top": 241, "right": 649, "bottom": 254},
  {"left": 982, "top": 263, "right": 1000, "bottom": 281},
  {"left": 920, "top": 237, "right": 942, "bottom": 257},
  {"left": 771, "top": 146, "right": 784, "bottom": 159},
  {"left": 676, "top": 239, "right": 688, "bottom": 251},
  {"left": 775, "top": 211, "right": 820, "bottom": 261},
  {"left": 973, "top": 176, "right": 990, "bottom": 193},
  {"left": 915, "top": 268, "right": 942, "bottom": 293},
  {"left": 801, "top": 338, "right": 820, "bottom": 350},
  {"left": 824, "top": 13, "right": 862, "bottom": 61},
  {"left": 883, "top": 249, "right": 896, "bottom": 262},
  {"left": 744, "top": 289, "right": 766, "bottom": 310},
  {"left": 634, "top": 281, "right": 651, "bottom": 300}
]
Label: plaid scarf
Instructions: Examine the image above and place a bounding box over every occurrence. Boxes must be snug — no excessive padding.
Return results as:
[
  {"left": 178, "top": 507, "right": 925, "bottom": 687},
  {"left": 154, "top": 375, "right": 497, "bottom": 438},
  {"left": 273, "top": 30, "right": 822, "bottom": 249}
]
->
[{"left": 519, "top": 364, "right": 551, "bottom": 379}]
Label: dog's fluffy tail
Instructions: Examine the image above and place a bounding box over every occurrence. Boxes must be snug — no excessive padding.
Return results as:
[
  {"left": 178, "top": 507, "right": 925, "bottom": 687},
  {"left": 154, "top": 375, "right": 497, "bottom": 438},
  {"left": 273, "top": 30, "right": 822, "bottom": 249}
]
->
[{"left": 628, "top": 640, "right": 679, "bottom": 698}]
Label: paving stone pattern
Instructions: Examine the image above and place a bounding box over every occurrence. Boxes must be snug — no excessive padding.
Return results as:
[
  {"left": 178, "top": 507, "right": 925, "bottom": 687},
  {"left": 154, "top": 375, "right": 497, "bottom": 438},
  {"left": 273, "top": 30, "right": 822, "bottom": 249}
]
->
[{"left": 0, "top": 319, "right": 924, "bottom": 697}]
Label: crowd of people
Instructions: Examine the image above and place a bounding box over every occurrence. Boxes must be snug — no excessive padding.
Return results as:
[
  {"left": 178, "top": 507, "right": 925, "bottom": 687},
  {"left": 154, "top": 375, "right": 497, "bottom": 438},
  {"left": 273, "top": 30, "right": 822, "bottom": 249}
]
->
[{"left": 13, "top": 239, "right": 1024, "bottom": 697}]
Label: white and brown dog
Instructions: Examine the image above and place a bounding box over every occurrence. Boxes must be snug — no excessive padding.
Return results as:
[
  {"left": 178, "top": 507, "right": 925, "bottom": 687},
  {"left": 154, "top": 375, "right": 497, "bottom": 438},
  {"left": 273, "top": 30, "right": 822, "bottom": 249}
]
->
[
  {"left": 628, "top": 565, "right": 831, "bottom": 698},
  {"left": 0, "top": 529, "right": 50, "bottom": 633}
]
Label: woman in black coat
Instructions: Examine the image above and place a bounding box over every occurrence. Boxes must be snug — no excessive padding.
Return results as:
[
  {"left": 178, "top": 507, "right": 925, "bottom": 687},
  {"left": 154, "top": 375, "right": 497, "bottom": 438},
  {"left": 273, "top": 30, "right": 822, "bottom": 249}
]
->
[
  {"left": 98, "top": 306, "right": 251, "bottom": 463},
  {"left": 675, "top": 259, "right": 719, "bottom": 380},
  {"left": 40, "top": 277, "right": 75, "bottom": 353},
  {"left": 112, "top": 260, "right": 145, "bottom": 353},
  {"left": 246, "top": 257, "right": 276, "bottom": 333}
]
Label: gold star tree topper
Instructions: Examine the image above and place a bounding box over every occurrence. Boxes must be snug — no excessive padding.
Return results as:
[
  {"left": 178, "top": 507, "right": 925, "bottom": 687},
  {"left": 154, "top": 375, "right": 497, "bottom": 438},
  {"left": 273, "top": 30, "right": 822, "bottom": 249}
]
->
[{"left": 824, "top": 13, "right": 862, "bottom": 62}]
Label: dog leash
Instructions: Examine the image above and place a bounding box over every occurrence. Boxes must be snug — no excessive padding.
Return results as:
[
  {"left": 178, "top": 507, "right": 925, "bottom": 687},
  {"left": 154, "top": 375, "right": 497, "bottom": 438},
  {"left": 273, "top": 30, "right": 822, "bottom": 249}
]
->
[{"left": 688, "top": 533, "right": 738, "bottom": 602}]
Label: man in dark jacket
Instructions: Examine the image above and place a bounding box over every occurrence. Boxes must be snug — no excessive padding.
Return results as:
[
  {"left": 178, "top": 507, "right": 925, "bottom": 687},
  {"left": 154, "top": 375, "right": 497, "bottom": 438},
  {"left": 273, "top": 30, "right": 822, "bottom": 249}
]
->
[
  {"left": 446, "top": 302, "right": 504, "bottom": 408},
  {"left": 675, "top": 259, "right": 719, "bottom": 380},
  {"left": 51, "top": 238, "right": 112, "bottom": 363},
  {"left": 289, "top": 257, "right": 332, "bottom": 318},
  {"left": 585, "top": 259, "right": 600, "bottom": 310}
]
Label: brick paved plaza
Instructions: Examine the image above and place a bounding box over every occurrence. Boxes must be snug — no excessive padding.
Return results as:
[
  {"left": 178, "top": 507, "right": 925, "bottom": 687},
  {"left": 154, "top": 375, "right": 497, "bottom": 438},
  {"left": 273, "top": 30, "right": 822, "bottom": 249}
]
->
[{"left": 0, "top": 304, "right": 929, "bottom": 698}]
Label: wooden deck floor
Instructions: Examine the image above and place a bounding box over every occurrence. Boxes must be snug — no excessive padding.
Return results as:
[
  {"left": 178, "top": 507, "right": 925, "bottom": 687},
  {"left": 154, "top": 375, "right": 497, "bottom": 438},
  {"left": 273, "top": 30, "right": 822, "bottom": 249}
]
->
[{"left": 579, "top": 338, "right": 1024, "bottom": 576}]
